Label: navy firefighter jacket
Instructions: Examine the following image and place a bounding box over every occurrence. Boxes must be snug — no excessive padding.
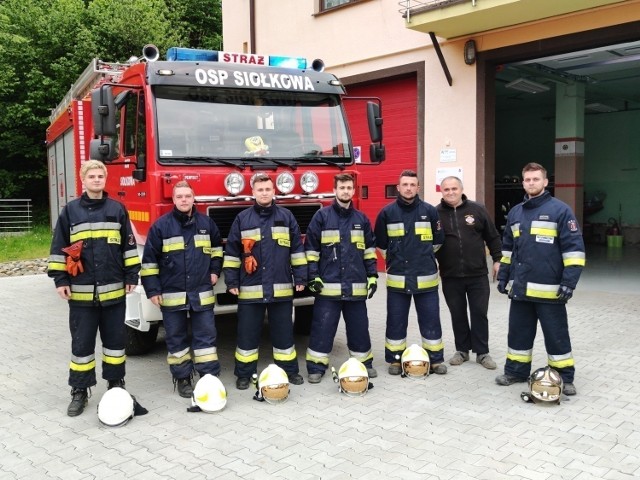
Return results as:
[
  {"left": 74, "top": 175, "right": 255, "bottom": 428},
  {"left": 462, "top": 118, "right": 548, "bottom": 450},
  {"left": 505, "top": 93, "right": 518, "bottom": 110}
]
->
[
  {"left": 497, "top": 191, "right": 586, "bottom": 304},
  {"left": 304, "top": 200, "right": 378, "bottom": 300},
  {"left": 374, "top": 195, "right": 444, "bottom": 294},
  {"left": 140, "top": 207, "right": 223, "bottom": 312},
  {"left": 222, "top": 201, "right": 307, "bottom": 303},
  {"left": 48, "top": 192, "right": 140, "bottom": 307}
]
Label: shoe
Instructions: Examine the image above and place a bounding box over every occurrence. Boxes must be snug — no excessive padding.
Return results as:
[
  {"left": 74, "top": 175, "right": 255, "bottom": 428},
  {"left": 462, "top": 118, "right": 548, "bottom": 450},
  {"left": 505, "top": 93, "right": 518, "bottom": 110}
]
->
[
  {"left": 430, "top": 363, "right": 447, "bottom": 375},
  {"left": 367, "top": 367, "right": 378, "bottom": 378},
  {"left": 289, "top": 373, "right": 304, "bottom": 385},
  {"left": 495, "top": 374, "right": 527, "bottom": 386},
  {"left": 476, "top": 354, "right": 497, "bottom": 370},
  {"left": 236, "top": 377, "right": 251, "bottom": 390},
  {"left": 308, "top": 373, "right": 323, "bottom": 384},
  {"left": 176, "top": 377, "right": 194, "bottom": 398},
  {"left": 563, "top": 383, "right": 577, "bottom": 396},
  {"left": 449, "top": 351, "right": 469, "bottom": 366},
  {"left": 67, "top": 388, "right": 88, "bottom": 417},
  {"left": 107, "top": 379, "right": 125, "bottom": 389},
  {"left": 388, "top": 363, "right": 402, "bottom": 376}
]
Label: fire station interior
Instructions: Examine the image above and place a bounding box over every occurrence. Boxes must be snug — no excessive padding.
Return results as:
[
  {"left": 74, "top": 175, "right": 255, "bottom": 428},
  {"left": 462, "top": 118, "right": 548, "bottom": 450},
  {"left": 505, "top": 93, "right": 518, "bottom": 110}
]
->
[{"left": 492, "top": 35, "right": 640, "bottom": 277}]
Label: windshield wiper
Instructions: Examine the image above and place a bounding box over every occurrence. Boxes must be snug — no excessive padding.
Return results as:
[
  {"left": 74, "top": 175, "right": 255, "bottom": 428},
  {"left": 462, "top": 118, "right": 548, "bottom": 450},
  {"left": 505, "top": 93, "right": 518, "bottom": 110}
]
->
[
  {"left": 249, "top": 157, "right": 298, "bottom": 170},
  {"left": 297, "top": 156, "right": 346, "bottom": 170},
  {"left": 161, "top": 156, "right": 246, "bottom": 171}
]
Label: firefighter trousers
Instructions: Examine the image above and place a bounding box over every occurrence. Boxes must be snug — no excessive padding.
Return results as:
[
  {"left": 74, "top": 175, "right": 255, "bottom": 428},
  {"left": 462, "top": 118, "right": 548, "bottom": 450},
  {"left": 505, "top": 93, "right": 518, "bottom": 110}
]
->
[
  {"left": 504, "top": 299, "right": 575, "bottom": 383},
  {"left": 385, "top": 290, "right": 444, "bottom": 365},
  {"left": 68, "top": 302, "right": 126, "bottom": 389},
  {"left": 163, "top": 307, "right": 220, "bottom": 380},
  {"left": 306, "top": 298, "right": 373, "bottom": 375},
  {"left": 234, "top": 301, "right": 299, "bottom": 379},
  {"left": 441, "top": 275, "right": 490, "bottom": 355}
]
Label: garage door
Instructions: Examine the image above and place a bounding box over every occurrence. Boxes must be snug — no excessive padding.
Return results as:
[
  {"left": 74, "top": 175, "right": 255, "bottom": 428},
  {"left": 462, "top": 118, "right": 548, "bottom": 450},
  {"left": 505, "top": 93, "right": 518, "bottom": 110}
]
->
[{"left": 343, "top": 75, "right": 418, "bottom": 269}]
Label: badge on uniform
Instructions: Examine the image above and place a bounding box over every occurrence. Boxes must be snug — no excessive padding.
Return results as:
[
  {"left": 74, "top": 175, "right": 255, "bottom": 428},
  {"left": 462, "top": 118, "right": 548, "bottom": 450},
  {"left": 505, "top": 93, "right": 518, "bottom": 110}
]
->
[
  {"left": 465, "top": 215, "right": 475, "bottom": 225},
  {"left": 568, "top": 220, "right": 578, "bottom": 232}
]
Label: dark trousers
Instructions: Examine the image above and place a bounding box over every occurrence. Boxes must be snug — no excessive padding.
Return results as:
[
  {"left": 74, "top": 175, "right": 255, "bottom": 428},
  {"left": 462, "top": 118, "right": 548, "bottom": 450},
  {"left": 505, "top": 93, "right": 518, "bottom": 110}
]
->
[
  {"left": 68, "top": 302, "right": 126, "bottom": 389},
  {"left": 306, "top": 298, "right": 372, "bottom": 375},
  {"left": 163, "top": 307, "right": 220, "bottom": 379},
  {"left": 504, "top": 300, "right": 575, "bottom": 383},
  {"left": 385, "top": 290, "right": 444, "bottom": 364},
  {"left": 441, "top": 275, "right": 490, "bottom": 355},
  {"left": 234, "top": 301, "right": 299, "bottom": 378}
]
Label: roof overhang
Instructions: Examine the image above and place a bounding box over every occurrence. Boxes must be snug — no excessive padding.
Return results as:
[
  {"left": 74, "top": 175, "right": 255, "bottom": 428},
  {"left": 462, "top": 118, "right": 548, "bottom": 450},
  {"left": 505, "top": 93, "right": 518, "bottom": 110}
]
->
[{"left": 402, "top": 0, "right": 628, "bottom": 39}]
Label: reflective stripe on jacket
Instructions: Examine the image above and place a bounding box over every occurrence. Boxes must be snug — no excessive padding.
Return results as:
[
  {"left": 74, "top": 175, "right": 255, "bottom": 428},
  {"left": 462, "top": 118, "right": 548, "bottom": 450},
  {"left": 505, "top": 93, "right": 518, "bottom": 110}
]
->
[
  {"left": 374, "top": 196, "right": 444, "bottom": 294},
  {"left": 304, "top": 201, "right": 377, "bottom": 300},
  {"left": 48, "top": 193, "right": 140, "bottom": 306},
  {"left": 497, "top": 191, "right": 585, "bottom": 303},
  {"left": 222, "top": 202, "right": 307, "bottom": 303},
  {"left": 140, "top": 207, "right": 222, "bottom": 312}
]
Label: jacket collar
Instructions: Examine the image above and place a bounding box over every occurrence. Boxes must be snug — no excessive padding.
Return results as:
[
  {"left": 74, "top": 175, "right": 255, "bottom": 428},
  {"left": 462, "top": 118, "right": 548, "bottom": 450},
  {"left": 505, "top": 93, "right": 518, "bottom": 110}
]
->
[{"left": 439, "top": 194, "right": 467, "bottom": 210}]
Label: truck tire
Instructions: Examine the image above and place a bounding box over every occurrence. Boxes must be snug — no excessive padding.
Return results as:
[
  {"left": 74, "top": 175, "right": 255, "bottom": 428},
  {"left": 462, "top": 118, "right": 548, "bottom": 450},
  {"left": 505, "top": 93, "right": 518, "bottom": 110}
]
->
[
  {"left": 293, "top": 305, "right": 314, "bottom": 335},
  {"left": 125, "top": 323, "right": 160, "bottom": 356}
]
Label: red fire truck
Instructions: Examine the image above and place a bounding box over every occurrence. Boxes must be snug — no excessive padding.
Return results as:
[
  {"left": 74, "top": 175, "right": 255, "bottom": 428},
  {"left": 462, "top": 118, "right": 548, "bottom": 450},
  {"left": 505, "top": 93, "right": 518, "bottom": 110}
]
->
[{"left": 47, "top": 45, "right": 385, "bottom": 354}]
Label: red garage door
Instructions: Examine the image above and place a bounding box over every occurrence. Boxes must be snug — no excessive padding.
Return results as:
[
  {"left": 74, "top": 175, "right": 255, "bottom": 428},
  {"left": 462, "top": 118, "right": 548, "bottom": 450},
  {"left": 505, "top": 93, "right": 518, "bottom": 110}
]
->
[{"left": 343, "top": 75, "right": 418, "bottom": 270}]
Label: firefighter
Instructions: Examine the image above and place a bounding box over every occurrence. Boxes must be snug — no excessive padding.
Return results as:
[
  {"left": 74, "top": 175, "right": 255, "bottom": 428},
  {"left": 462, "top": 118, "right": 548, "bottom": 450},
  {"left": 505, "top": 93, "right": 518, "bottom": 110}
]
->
[
  {"left": 374, "top": 170, "right": 447, "bottom": 376},
  {"left": 48, "top": 160, "right": 141, "bottom": 417},
  {"left": 223, "top": 173, "right": 307, "bottom": 390},
  {"left": 496, "top": 163, "right": 585, "bottom": 396},
  {"left": 141, "top": 181, "right": 223, "bottom": 398},
  {"left": 304, "top": 173, "right": 378, "bottom": 383}
]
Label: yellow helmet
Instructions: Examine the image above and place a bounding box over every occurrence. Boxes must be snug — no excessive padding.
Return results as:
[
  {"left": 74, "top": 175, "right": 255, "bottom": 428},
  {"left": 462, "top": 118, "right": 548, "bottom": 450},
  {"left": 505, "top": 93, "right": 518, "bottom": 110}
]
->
[
  {"left": 522, "top": 366, "right": 563, "bottom": 404},
  {"left": 192, "top": 374, "right": 227, "bottom": 413},
  {"left": 257, "top": 364, "right": 290, "bottom": 404},
  {"left": 401, "top": 344, "right": 430, "bottom": 378},
  {"left": 337, "top": 358, "right": 369, "bottom": 397}
]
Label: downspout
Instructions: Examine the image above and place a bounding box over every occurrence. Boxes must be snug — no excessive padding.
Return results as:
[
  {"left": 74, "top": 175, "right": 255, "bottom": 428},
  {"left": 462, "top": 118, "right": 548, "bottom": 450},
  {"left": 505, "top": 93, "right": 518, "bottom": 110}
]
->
[{"left": 250, "top": 0, "right": 256, "bottom": 53}]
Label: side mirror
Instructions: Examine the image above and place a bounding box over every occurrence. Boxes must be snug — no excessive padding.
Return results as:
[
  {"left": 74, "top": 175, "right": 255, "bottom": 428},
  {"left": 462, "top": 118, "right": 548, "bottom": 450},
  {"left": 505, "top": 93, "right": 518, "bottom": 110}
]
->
[
  {"left": 91, "top": 86, "right": 117, "bottom": 136},
  {"left": 369, "top": 144, "right": 386, "bottom": 162},
  {"left": 367, "top": 101, "right": 383, "bottom": 143},
  {"left": 90, "top": 138, "right": 117, "bottom": 162}
]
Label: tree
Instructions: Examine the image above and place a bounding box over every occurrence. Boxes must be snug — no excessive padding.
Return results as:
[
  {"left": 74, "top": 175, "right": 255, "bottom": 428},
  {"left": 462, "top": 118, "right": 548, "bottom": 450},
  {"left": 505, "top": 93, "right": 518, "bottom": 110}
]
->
[{"left": 0, "top": 0, "right": 222, "bottom": 205}]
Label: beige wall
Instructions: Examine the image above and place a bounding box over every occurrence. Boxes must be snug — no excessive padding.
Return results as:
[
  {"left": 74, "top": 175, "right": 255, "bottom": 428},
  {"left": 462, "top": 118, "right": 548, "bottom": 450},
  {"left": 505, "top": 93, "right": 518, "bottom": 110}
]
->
[{"left": 221, "top": 0, "right": 640, "bottom": 204}]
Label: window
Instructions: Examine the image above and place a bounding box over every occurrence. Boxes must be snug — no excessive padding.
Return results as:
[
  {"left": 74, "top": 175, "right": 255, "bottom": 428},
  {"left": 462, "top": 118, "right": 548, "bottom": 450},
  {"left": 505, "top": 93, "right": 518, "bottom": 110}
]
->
[
  {"left": 385, "top": 185, "right": 397, "bottom": 199},
  {"left": 319, "top": 0, "right": 365, "bottom": 13}
]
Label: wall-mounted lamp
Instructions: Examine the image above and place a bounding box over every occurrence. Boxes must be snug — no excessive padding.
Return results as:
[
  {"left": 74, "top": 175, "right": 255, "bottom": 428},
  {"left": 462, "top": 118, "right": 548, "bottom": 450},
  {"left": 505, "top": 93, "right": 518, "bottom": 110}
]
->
[{"left": 464, "top": 40, "right": 477, "bottom": 65}]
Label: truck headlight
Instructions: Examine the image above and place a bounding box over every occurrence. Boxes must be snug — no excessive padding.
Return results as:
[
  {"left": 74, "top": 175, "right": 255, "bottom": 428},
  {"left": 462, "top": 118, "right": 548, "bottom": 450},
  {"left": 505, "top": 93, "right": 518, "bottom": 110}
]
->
[
  {"left": 276, "top": 173, "right": 295, "bottom": 194},
  {"left": 224, "top": 173, "right": 245, "bottom": 195},
  {"left": 300, "top": 171, "right": 319, "bottom": 193}
]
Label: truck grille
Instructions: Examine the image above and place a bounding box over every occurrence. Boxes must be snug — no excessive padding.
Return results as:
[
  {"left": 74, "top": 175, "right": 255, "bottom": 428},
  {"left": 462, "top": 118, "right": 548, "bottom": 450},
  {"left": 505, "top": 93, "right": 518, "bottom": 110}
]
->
[{"left": 208, "top": 204, "right": 322, "bottom": 239}]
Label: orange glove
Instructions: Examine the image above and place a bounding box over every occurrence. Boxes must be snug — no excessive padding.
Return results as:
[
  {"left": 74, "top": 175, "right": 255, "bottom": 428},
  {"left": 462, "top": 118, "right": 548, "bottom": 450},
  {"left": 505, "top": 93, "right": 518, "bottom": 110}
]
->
[
  {"left": 61, "top": 240, "right": 84, "bottom": 276},
  {"left": 241, "top": 238, "right": 258, "bottom": 274}
]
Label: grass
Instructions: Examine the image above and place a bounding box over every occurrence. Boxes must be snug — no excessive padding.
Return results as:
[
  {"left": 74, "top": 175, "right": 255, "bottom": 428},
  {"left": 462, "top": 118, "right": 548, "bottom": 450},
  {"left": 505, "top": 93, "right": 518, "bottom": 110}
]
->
[{"left": 0, "top": 224, "right": 52, "bottom": 262}]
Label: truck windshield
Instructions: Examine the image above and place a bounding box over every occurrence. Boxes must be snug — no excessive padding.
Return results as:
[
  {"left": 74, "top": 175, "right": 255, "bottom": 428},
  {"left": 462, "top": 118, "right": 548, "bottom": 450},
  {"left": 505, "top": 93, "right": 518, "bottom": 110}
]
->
[{"left": 154, "top": 86, "right": 352, "bottom": 164}]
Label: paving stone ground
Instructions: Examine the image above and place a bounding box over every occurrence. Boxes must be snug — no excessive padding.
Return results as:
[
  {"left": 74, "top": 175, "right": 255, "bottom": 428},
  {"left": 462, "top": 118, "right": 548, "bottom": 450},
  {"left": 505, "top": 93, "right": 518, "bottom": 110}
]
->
[{"left": 1, "top": 244, "right": 638, "bottom": 479}]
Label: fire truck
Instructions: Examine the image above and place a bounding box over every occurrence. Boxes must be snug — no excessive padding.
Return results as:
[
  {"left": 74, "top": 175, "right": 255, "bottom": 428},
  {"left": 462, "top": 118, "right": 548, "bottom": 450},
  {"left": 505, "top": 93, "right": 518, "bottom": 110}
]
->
[{"left": 47, "top": 45, "right": 385, "bottom": 354}]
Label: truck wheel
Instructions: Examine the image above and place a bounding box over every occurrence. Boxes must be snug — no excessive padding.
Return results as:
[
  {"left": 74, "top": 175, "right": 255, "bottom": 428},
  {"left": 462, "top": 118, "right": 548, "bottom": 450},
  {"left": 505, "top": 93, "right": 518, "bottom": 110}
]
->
[
  {"left": 293, "top": 305, "right": 314, "bottom": 335},
  {"left": 125, "top": 323, "right": 160, "bottom": 356}
]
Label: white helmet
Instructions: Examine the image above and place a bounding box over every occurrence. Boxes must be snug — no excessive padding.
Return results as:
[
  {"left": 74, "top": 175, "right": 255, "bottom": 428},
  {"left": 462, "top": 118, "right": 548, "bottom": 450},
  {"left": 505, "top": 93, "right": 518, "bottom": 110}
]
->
[
  {"left": 192, "top": 374, "right": 227, "bottom": 413},
  {"left": 401, "top": 344, "right": 430, "bottom": 378},
  {"left": 256, "top": 364, "right": 290, "bottom": 404},
  {"left": 521, "top": 366, "right": 563, "bottom": 405},
  {"left": 98, "top": 387, "right": 134, "bottom": 427},
  {"left": 337, "top": 358, "right": 369, "bottom": 397}
]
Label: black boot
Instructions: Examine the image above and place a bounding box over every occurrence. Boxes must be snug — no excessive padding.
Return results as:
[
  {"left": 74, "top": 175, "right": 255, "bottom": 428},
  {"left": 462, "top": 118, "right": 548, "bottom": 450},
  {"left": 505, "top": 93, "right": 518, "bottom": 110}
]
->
[
  {"left": 174, "top": 377, "right": 193, "bottom": 398},
  {"left": 108, "top": 379, "right": 125, "bottom": 390},
  {"left": 67, "top": 388, "right": 88, "bottom": 417}
]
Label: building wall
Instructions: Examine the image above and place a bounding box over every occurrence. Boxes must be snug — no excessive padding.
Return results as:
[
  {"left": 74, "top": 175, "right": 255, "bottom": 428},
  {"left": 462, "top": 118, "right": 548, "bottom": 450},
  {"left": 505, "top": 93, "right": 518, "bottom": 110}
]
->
[{"left": 221, "top": 0, "right": 640, "bottom": 209}]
